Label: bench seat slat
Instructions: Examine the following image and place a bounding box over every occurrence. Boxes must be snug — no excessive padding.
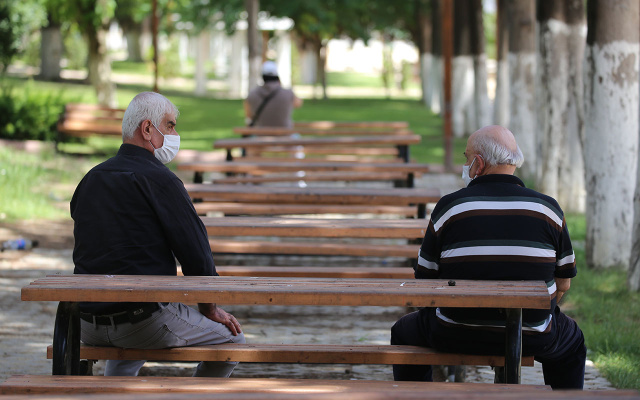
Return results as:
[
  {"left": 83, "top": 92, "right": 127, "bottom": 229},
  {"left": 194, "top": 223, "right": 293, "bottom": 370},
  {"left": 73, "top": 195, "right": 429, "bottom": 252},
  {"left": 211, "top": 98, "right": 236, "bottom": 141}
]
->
[
  {"left": 209, "top": 172, "right": 413, "bottom": 184},
  {"left": 186, "top": 185, "right": 440, "bottom": 205},
  {"left": 214, "top": 266, "right": 414, "bottom": 279},
  {"left": 202, "top": 217, "right": 427, "bottom": 239},
  {"left": 214, "top": 135, "right": 422, "bottom": 149},
  {"left": 177, "top": 161, "right": 432, "bottom": 173},
  {"left": 45, "top": 344, "right": 534, "bottom": 367},
  {"left": 210, "top": 240, "right": 419, "bottom": 258},
  {"left": 196, "top": 203, "right": 418, "bottom": 217}
]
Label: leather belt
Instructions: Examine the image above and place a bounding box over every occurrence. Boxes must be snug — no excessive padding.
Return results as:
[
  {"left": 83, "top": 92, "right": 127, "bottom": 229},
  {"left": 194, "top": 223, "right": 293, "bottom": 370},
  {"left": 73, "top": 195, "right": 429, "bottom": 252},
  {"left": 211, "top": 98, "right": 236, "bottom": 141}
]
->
[{"left": 80, "top": 303, "right": 161, "bottom": 325}]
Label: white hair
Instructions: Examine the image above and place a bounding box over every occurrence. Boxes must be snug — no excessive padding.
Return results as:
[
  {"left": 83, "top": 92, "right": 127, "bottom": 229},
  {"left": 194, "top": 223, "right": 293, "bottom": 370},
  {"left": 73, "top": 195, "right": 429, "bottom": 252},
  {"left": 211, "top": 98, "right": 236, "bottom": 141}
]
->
[
  {"left": 474, "top": 134, "right": 524, "bottom": 168},
  {"left": 121, "top": 92, "right": 179, "bottom": 140}
]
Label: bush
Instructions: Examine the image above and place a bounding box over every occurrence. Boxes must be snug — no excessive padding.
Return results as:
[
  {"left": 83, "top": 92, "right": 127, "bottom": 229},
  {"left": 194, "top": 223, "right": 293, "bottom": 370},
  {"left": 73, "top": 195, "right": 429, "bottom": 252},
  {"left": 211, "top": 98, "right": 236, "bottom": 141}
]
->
[{"left": 0, "top": 80, "right": 75, "bottom": 141}]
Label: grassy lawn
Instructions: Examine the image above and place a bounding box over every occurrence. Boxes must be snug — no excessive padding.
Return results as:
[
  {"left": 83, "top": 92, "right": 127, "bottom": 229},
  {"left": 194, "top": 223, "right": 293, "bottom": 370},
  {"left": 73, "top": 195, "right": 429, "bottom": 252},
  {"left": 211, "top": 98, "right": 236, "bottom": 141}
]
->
[{"left": 1, "top": 76, "right": 638, "bottom": 390}]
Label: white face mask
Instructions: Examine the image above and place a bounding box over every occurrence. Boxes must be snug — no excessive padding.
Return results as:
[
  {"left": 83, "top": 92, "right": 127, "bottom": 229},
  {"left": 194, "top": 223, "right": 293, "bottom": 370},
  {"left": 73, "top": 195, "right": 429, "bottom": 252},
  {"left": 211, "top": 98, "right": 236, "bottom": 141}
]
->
[
  {"left": 149, "top": 123, "right": 180, "bottom": 164},
  {"left": 461, "top": 156, "right": 477, "bottom": 186}
]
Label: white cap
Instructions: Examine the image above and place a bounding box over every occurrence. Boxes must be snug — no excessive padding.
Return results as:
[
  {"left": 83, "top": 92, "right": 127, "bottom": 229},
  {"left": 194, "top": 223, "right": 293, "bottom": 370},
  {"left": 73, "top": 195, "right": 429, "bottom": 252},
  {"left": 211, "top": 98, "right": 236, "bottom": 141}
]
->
[{"left": 262, "top": 61, "right": 278, "bottom": 77}]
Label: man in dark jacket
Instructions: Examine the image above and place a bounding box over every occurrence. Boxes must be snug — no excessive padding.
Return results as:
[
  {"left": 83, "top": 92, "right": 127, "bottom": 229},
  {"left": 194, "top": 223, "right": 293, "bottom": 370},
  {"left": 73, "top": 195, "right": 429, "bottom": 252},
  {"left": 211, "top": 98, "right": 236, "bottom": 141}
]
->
[{"left": 72, "top": 92, "right": 244, "bottom": 377}]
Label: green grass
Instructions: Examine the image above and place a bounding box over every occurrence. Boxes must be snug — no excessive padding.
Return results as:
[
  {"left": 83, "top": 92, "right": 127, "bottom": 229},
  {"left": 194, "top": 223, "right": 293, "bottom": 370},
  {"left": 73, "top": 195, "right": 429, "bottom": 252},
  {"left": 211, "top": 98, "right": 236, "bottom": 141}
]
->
[
  {"left": 563, "top": 214, "right": 640, "bottom": 390},
  {"left": 0, "top": 146, "right": 99, "bottom": 221}
]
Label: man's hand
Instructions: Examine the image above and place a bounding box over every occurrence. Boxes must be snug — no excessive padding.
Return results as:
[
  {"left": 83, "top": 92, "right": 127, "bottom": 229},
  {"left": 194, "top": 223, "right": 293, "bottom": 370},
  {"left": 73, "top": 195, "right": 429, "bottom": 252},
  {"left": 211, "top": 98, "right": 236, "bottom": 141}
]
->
[
  {"left": 555, "top": 277, "right": 571, "bottom": 302},
  {"left": 198, "top": 303, "right": 242, "bottom": 335}
]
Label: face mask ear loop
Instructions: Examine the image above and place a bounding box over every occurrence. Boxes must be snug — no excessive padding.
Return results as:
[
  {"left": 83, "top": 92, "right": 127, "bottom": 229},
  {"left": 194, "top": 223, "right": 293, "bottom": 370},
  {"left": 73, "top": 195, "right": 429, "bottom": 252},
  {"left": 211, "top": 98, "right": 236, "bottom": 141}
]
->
[{"left": 148, "top": 122, "right": 163, "bottom": 151}]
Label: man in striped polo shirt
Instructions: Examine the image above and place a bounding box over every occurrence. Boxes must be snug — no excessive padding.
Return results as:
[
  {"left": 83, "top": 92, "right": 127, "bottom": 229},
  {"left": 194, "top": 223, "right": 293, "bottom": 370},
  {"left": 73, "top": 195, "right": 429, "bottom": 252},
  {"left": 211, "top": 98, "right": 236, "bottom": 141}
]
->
[{"left": 391, "top": 125, "right": 586, "bottom": 389}]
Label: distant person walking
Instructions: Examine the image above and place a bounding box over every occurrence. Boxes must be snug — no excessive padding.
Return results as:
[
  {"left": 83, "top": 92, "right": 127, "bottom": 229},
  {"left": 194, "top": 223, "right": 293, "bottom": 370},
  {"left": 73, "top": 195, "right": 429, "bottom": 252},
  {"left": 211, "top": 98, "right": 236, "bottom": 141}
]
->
[{"left": 244, "top": 61, "right": 303, "bottom": 128}]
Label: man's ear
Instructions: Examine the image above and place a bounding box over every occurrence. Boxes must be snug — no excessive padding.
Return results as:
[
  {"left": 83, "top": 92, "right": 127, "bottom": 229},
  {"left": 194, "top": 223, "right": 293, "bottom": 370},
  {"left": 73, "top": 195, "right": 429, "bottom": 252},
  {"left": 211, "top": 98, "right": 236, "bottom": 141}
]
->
[
  {"left": 476, "top": 155, "right": 486, "bottom": 176},
  {"left": 140, "top": 120, "right": 153, "bottom": 141}
]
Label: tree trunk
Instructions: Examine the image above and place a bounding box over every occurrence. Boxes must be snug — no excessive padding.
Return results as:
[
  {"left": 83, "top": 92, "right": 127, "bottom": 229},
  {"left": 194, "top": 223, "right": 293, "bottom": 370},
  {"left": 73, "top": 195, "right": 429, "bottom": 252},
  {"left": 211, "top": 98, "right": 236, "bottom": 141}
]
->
[
  {"left": 586, "top": 0, "right": 640, "bottom": 270},
  {"left": 632, "top": 79, "right": 640, "bottom": 290},
  {"left": 314, "top": 39, "right": 328, "bottom": 100},
  {"left": 39, "top": 14, "right": 62, "bottom": 81},
  {"left": 555, "top": 0, "right": 587, "bottom": 213},
  {"left": 428, "top": 0, "right": 442, "bottom": 114},
  {"left": 246, "top": 0, "right": 261, "bottom": 92},
  {"left": 470, "top": 0, "right": 490, "bottom": 129},
  {"left": 86, "top": 18, "right": 116, "bottom": 107},
  {"left": 194, "top": 31, "right": 209, "bottom": 96},
  {"left": 493, "top": 0, "right": 510, "bottom": 126},
  {"left": 124, "top": 25, "right": 144, "bottom": 62},
  {"left": 508, "top": 0, "right": 537, "bottom": 181},
  {"left": 415, "top": 0, "right": 432, "bottom": 106},
  {"left": 452, "top": 0, "right": 474, "bottom": 137}
]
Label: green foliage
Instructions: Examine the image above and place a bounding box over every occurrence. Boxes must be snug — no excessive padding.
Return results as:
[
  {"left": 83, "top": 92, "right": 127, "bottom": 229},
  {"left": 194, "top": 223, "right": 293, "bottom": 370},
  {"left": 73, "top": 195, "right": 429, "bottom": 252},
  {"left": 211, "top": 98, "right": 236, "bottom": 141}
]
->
[
  {"left": 0, "top": 80, "right": 79, "bottom": 141},
  {"left": 0, "top": 0, "right": 47, "bottom": 72},
  {"left": 62, "top": 24, "right": 88, "bottom": 70}
]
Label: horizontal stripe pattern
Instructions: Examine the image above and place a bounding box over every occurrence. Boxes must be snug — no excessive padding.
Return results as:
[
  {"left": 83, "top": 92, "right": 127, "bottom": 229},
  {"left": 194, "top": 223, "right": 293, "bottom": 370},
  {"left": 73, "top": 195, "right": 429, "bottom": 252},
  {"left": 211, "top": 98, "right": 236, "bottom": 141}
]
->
[
  {"left": 415, "top": 175, "right": 577, "bottom": 331},
  {"left": 432, "top": 198, "right": 564, "bottom": 233}
]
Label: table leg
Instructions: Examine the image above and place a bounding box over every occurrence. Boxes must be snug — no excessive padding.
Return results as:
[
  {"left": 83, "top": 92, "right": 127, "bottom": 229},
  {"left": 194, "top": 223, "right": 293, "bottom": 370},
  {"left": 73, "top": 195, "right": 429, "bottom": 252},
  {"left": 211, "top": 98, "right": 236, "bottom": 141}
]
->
[
  {"left": 503, "top": 308, "right": 523, "bottom": 384},
  {"left": 52, "top": 301, "right": 80, "bottom": 375}
]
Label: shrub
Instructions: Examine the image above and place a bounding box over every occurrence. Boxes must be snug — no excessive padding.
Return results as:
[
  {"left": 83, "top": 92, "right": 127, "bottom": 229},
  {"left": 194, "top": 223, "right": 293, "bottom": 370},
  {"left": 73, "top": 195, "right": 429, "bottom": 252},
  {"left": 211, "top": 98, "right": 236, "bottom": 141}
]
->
[{"left": 0, "top": 80, "right": 77, "bottom": 141}]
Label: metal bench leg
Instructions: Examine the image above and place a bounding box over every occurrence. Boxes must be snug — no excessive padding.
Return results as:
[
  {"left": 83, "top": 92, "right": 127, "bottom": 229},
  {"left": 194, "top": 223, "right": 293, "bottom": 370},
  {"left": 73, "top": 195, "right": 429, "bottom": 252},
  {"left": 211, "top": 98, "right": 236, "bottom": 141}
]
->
[
  {"left": 52, "top": 301, "right": 81, "bottom": 375},
  {"left": 503, "top": 308, "right": 522, "bottom": 384}
]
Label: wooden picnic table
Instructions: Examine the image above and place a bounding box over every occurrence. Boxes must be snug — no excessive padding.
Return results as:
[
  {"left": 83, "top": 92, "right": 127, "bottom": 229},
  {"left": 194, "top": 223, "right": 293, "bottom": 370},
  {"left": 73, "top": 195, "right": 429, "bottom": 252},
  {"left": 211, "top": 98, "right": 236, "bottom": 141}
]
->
[
  {"left": 22, "top": 274, "right": 551, "bottom": 384},
  {"left": 214, "top": 135, "right": 421, "bottom": 163}
]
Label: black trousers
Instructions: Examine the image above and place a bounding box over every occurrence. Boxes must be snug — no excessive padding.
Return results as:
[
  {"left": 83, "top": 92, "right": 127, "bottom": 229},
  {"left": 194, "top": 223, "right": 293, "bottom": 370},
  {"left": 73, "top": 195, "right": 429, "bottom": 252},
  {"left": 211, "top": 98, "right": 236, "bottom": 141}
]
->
[{"left": 391, "top": 306, "right": 586, "bottom": 389}]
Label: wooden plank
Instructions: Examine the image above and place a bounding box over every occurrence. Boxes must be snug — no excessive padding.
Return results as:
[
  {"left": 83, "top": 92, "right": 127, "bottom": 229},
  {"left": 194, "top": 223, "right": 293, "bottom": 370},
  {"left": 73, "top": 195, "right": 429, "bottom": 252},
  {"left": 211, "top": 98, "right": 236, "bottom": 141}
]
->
[
  {"left": 177, "top": 161, "right": 432, "bottom": 173},
  {"left": 240, "top": 155, "right": 405, "bottom": 163},
  {"left": 21, "top": 275, "right": 552, "bottom": 309},
  {"left": 214, "top": 265, "right": 414, "bottom": 279},
  {"left": 210, "top": 240, "right": 419, "bottom": 258},
  {"left": 295, "top": 120, "right": 410, "bottom": 129},
  {"left": 233, "top": 127, "right": 412, "bottom": 136},
  {"left": 45, "top": 344, "right": 534, "bottom": 367},
  {"left": 201, "top": 217, "right": 427, "bottom": 238},
  {"left": 0, "top": 376, "right": 558, "bottom": 397},
  {"left": 209, "top": 172, "right": 412, "bottom": 185},
  {"left": 252, "top": 146, "right": 400, "bottom": 155},
  {"left": 195, "top": 203, "right": 418, "bottom": 217},
  {"left": 214, "top": 135, "right": 422, "bottom": 150},
  {"left": 185, "top": 185, "right": 440, "bottom": 205}
]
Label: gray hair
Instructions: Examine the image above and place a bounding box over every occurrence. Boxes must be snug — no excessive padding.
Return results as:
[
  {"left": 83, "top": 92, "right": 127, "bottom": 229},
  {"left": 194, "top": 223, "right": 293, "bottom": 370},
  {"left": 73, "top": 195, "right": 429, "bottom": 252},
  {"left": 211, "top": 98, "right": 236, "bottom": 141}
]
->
[
  {"left": 121, "top": 92, "right": 179, "bottom": 140},
  {"left": 474, "top": 134, "right": 524, "bottom": 168}
]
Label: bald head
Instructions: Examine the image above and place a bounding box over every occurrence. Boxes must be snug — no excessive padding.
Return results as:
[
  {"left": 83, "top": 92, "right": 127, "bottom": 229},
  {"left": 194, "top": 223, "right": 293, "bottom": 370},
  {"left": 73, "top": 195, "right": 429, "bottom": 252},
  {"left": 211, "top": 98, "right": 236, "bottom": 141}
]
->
[{"left": 464, "top": 125, "right": 524, "bottom": 178}]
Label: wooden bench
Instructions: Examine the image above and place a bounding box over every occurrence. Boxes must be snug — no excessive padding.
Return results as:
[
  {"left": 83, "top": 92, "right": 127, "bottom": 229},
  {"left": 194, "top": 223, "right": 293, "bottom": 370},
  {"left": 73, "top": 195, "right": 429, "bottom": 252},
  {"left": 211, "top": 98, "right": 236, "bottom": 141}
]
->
[
  {"left": 214, "top": 135, "right": 421, "bottom": 164},
  {"left": 1, "top": 376, "right": 564, "bottom": 398},
  {"left": 233, "top": 127, "right": 413, "bottom": 136},
  {"left": 295, "top": 120, "right": 410, "bottom": 129},
  {"left": 185, "top": 184, "right": 440, "bottom": 218},
  {"left": 202, "top": 216, "right": 425, "bottom": 259},
  {"left": 177, "top": 160, "right": 432, "bottom": 187},
  {"left": 20, "top": 275, "right": 550, "bottom": 384},
  {"left": 57, "top": 103, "right": 125, "bottom": 139}
]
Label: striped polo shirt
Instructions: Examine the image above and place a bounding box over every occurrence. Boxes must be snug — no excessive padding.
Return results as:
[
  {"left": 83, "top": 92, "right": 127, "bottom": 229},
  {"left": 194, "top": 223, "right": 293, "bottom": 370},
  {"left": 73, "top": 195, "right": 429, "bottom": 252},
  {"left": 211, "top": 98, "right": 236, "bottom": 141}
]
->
[{"left": 415, "top": 174, "right": 577, "bottom": 333}]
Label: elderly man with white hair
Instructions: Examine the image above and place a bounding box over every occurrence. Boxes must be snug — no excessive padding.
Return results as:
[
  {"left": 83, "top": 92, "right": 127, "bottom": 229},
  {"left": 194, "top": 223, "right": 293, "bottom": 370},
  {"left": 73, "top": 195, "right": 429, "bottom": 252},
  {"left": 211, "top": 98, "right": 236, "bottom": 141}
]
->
[
  {"left": 71, "top": 92, "right": 245, "bottom": 377},
  {"left": 391, "top": 125, "right": 586, "bottom": 389}
]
